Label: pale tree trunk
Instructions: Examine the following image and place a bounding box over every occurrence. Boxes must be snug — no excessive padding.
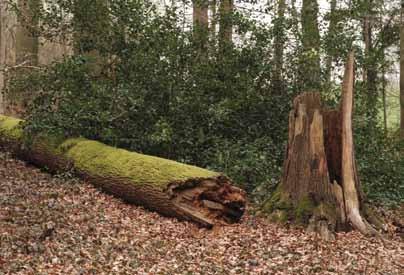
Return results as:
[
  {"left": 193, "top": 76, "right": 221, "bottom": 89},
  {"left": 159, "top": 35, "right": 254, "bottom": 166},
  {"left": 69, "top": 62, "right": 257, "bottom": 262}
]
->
[
  {"left": 193, "top": 0, "right": 209, "bottom": 53},
  {"left": 400, "top": 1, "right": 404, "bottom": 139},
  {"left": 15, "top": 0, "right": 38, "bottom": 66},
  {"left": 340, "top": 53, "right": 371, "bottom": 235},
  {"left": 0, "top": 0, "right": 38, "bottom": 115},
  {"left": 219, "top": 0, "right": 233, "bottom": 49},
  {"left": 272, "top": 0, "right": 286, "bottom": 95},
  {"left": 264, "top": 53, "right": 379, "bottom": 239},
  {"left": 381, "top": 50, "right": 388, "bottom": 135},
  {"left": 210, "top": 0, "right": 217, "bottom": 35},
  {"left": 0, "top": 0, "right": 18, "bottom": 114}
]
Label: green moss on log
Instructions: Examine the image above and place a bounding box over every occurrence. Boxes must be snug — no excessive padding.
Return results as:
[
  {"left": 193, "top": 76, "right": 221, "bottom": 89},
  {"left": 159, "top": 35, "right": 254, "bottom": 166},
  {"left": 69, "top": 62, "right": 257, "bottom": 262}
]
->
[
  {"left": 0, "top": 116, "right": 218, "bottom": 189},
  {"left": 0, "top": 115, "right": 245, "bottom": 227},
  {"left": 64, "top": 139, "right": 218, "bottom": 189},
  {"left": 0, "top": 115, "right": 23, "bottom": 140}
]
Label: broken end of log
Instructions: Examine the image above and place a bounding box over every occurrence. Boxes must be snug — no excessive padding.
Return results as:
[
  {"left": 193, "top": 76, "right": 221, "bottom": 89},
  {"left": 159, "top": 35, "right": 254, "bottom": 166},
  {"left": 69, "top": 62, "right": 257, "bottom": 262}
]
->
[{"left": 169, "top": 176, "right": 247, "bottom": 228}]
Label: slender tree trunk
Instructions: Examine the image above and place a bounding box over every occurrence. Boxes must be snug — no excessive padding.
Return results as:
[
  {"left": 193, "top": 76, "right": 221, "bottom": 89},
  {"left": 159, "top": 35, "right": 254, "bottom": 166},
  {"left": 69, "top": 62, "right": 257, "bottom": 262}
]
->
[
  {"left": 0, "top": 0, "right": 17, "bottom": 115},
  {"left": 15, "top": 0, "right": 39, "bottom": 66},
  {"left": 363, "top": 0, "right": 378, "bottom": 124},
  {"left": 210, "top": 0, "right": 217, "bottom": 35},
  {"left": 219, "top": 0, "right": 233, "bottom": 49},
  {"left": 300, "top": 0, "right": 321, "bottom": 91},
  {"left": 325, "top": 0, "right": 337, "bottom": 83},
  {"left": 193, "top": 0, "right": 209, "bottom": 54},
  {"left": 381, "top": 51, "right": 388, "bottom": 135},
  {"left": 272, "top": 0, "right": 286, "bottom": 95},
  {"left": 0, "top": 0, "right": 38, "bottom": 115},
  {"left": 0, "top": 2, "right": 4, "bottom": 114},
  {"left": 400, "top": 1, "right": 404, "bottom": 139}
]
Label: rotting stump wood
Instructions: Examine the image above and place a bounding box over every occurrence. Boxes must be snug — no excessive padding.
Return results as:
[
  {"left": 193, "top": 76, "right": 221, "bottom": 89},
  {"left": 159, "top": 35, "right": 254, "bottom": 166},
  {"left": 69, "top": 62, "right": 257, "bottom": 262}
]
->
[{"left": 263, "top": 52, "right": 381, "bottom": 239}]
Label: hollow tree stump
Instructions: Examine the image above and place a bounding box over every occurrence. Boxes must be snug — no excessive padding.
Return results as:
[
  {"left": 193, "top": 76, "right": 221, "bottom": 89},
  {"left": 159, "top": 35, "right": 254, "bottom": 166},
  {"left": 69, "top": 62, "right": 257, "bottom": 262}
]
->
[{"left": 264, "top": 52, "right": 378, "bottom": 238}]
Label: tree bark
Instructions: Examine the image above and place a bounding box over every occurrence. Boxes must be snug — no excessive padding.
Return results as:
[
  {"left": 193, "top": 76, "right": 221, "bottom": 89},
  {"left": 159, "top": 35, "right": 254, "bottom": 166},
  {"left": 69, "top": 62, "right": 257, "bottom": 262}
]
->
[
  {"left": 193, "top": 0, "right": 209, "bottom": 53},
  {"left": 400, "top": 1, "right": 404, "bottom": 139},
  {"left": 218, "top": 0, "right": 233, "bottom": 49},
  {"left": 325, "top": 0, "right": 337, "bottom": 83},
  {"left": 363, "top": 0, "right": 378, "bottom": 124},
  {"left": 300, "top": 0, "right": 321, "bottom": 91},
  {"left": 264, "top": 53, "right": 378, "bottom": 238},
  {"left": 210, "top": 0, "right": 217, "bottom": 35},
  {"left": 272, "top": 0, "right": 286, "bottom": 95},
  {"left": 0, "top": 115, "right": 246, "bottom": 228}
]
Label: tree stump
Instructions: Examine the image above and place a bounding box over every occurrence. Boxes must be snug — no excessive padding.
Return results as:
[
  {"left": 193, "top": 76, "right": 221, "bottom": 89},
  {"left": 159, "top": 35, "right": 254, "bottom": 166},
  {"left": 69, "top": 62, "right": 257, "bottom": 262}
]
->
[{"left": 263, "top": 52, "right": 378, "bottom": 239}]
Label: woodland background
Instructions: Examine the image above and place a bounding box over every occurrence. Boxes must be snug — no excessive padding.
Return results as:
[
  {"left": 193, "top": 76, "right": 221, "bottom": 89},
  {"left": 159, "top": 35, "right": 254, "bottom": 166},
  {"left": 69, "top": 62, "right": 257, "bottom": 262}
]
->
[{"left": 0, "top": 0, "right": 403, "bottom": 205}]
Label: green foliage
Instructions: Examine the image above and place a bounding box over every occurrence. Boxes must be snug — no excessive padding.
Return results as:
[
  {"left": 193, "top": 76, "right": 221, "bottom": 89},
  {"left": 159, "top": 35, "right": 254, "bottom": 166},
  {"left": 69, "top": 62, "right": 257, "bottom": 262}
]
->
[
  {"left": 355, "top": 129, "right": 404, "bottom": 205},
  {"left": 7, "top": 0, "right": 292, "bottom": 193},
  {"left": 5, "top": 0, "right": 404, "bottom": 205}
]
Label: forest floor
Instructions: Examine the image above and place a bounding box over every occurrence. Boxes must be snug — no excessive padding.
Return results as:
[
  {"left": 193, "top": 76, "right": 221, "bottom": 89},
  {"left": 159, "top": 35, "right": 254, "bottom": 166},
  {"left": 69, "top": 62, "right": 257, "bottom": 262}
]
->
[{"left": 0, "top": 152, "right": 403, "bottom": 275}]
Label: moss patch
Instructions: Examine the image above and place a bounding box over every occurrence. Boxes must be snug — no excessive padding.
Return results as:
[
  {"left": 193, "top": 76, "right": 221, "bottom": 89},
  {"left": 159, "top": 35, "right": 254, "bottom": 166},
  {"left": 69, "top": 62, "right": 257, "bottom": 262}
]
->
[
  {"left": 0, "top": 115, "right": 220, "bottom": 190},
  {"left": 64, "top": 140, "right": 219, "bottom": 189},
  {"left": 0, "top": 115, "right": 23, "bottom": 140},
  {"left": 295, "top": 196, "right": 316, "bottom": 224},
  {"left": 262, "top": 186, "right": 294, "bottom": 222},
  {"left": 263, "top": 187, "right": 329, "bottom": 225}
]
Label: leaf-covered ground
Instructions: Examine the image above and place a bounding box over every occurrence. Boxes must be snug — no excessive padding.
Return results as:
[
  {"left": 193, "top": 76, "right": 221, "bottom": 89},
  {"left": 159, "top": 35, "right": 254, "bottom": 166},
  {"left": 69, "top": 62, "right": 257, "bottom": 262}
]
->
[{"left": 0, "top": 152, "right": 403, "bottom": 275}]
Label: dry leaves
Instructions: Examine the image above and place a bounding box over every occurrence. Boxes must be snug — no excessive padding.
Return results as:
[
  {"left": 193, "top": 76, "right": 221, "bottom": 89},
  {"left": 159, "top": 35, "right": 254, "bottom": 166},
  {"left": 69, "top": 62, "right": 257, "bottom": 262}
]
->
[{"left": 0, "top": 152, "right": 403, "bottom": 274}]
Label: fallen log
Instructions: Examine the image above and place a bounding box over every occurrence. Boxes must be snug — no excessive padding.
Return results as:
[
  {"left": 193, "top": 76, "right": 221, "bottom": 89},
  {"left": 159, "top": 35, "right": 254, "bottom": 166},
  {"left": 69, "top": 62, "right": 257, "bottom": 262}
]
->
[{"left": 0, "top": 115, "right": 246, "bottom": 227}]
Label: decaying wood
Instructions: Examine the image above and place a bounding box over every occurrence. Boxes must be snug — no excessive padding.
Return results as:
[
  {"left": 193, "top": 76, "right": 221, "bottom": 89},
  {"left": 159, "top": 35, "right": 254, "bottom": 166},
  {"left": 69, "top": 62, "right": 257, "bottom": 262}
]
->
[
  {"left": 340, "top": 52, "right": 375, "bottom": 235},
  {"left": 0, "top": 116, "right": 246, "bottom": 228},
  {"left": 265, "top": 52, "right": 380, "bottom": 238}
]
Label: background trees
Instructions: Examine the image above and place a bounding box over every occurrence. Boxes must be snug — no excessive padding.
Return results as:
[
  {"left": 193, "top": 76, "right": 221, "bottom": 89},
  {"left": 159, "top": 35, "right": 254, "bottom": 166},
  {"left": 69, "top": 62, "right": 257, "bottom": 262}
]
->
[{"left": 2, "top": 0, "right": 403, "bottom": 205}]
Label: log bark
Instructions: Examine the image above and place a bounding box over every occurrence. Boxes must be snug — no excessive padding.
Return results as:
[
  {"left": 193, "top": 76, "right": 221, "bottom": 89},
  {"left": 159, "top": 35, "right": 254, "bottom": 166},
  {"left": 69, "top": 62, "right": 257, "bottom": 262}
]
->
[
  {"left": 0, "top": 116, "right": 246, "bottom": 228},
  {"left": 263, "top": 52, "right": 378, "bottom": 238}
]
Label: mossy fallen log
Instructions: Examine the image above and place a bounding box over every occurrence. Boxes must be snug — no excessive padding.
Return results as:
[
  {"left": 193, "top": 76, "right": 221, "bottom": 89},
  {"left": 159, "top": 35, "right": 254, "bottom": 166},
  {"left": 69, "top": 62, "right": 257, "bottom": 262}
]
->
[{"left": 0, "top": 115, "right": 246, "bottom": 227}]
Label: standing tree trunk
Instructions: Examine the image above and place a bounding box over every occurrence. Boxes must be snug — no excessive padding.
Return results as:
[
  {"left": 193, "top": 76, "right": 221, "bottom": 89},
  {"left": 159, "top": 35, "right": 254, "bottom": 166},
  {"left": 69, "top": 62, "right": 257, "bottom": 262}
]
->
[
  {"left": 363, "top": 0, "right": 378, "bottom": 125},
  {"left": 325, "top": 0, "right": 337, "bottom": 83},
  {"left": 263, "top": 53, "right": 378, "bottom": 239},
  {"left": 272, "top": 0, "right": 286, "bottom": 95},
  {"left": 210, "top": 0, "right": 217, "bottom": 35},
  {"left": 300, "top": 0, "right": 321, "bottom": 91},
  {"left": 0, "top": 2, "right": 4, "bottom": 114},
  {"left": 400, "top": 1, "right": 404, "bottom": 139},
  {"left": 193, "top": 0, "right": 209, "bottom": 54},
  {"left": 218, "top": 0, "right": 233, "bottom": 49},
  {"left": 381, "top": 50, "right": 388, "bottom": 135}
]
